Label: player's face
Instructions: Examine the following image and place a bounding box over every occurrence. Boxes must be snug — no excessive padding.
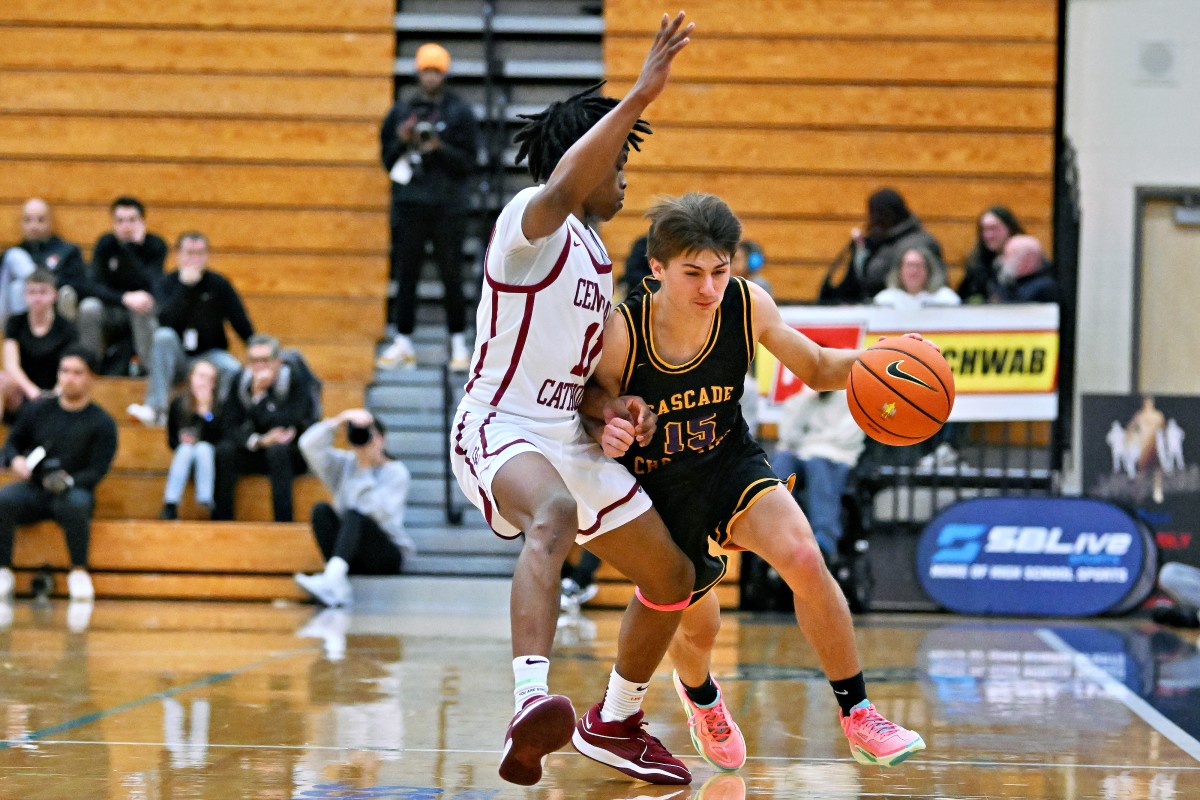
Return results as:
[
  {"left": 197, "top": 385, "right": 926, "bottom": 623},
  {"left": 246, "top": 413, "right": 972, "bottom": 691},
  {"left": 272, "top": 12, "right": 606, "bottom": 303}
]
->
[
  {"left": 582, "top": 150, "right": 627, "bottom": 222},
  {"left": 653, "top": 249, "right": 730, "bottom": 316}
]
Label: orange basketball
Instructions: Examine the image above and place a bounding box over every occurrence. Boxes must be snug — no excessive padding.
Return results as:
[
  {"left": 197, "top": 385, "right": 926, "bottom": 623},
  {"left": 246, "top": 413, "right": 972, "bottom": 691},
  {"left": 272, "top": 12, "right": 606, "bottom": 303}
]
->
[{"left": 847, "top": 336, "right": 956, "bottom": 446}]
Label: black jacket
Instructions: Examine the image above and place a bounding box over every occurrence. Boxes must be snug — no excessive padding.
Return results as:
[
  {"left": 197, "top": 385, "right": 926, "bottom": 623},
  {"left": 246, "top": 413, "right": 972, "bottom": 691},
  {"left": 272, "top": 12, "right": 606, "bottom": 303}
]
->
[
  {"left": 222, "top": 364, "right": 318, "bottom": 450},
  {"left": 156, "top": 270, "right": 254, "bottom": 355},
  {"left": 380, "top": 89, "right": 479, "bottom": 209},
  {"left": 16, "top": 235, "right": 88, "bottom": 292},
  {"left": 88, "top": 232, "right": 168, "bottom": 305}
]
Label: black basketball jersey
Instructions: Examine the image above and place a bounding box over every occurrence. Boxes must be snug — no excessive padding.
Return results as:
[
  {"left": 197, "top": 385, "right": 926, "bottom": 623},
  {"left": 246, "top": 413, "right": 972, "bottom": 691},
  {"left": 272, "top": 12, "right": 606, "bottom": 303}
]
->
[{"left": 615, "top": 276, "right": 757, "bottom": 492}]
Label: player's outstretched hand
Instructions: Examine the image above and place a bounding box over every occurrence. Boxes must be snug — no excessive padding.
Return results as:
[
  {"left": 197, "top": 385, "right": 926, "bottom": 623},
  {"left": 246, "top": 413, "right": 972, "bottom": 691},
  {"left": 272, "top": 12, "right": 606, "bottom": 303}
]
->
[{"left": 630, "top": 12, "right": 694, "bottom": 105}]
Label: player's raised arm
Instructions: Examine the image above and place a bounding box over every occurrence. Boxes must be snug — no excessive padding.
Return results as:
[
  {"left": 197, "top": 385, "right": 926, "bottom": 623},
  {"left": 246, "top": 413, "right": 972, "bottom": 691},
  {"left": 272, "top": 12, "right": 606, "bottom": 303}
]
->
[
  {"left": 519, "top": 12, "right": 693, "bottom": 241},
  {"left": 750, "top": 281, "right": 862, "bottom": 391}
]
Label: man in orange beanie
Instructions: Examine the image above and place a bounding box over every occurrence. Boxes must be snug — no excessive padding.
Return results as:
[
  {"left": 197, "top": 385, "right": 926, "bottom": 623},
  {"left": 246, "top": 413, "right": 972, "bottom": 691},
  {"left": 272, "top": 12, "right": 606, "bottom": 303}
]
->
[{"left": 378, "top": 42, "right": 480, "bottom": 373}]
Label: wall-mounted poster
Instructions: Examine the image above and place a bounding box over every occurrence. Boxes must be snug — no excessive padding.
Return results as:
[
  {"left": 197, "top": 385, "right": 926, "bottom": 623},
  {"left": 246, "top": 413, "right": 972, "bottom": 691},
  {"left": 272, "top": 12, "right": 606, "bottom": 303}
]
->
[{"left": 1081, "top": 394, "right": 1200, "bottom": 570}]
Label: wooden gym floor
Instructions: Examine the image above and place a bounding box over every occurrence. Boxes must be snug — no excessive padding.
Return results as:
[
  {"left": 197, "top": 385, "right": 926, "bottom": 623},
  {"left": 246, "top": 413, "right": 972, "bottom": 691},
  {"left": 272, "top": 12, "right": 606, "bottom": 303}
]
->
[{"left": 1, "top": 583, "right": 1198, "bottom": 799}]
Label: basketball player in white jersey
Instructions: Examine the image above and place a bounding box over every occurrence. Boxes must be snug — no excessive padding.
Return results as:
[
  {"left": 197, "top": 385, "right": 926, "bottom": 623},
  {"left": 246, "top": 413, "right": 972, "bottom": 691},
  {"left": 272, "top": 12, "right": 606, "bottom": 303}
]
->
[{"left": 449, "top": 13, "right": 697, "bottom": 787}]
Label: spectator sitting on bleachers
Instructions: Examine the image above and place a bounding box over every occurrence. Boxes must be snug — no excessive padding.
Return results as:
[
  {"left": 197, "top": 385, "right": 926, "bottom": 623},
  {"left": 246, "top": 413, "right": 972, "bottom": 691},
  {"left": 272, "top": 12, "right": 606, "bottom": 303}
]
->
[
  {"left": 771, "top": 387, "right": 865, "bottom": 567},
  {"left": 1, "top": 269, "right": 79, "bottom": 418},
  {"left": 872, "top": 247, "right": 961, "bottom": 310},
  {"left": 213, "top": 334, "right": 316, "bottom": 523},
  {"left": 294, "top": 408, "right": 413, "bottom": 607},
  {"left": 1154, "top": 562, "right": 1200, "bottom": 629},
  {"left": 850, "top": 188, "right": 943, "bottom": 301},
  {"left": 732, "top": 239, "right": 772, "bottom": 294},
  {"left": 958, "top": 206, "right": 1025, "bottom": 304},
  {"left": 0, "top": 346, "right": 117, "bottom": 603},
  {"left": 994, "top": 234, "right": 1058, "bottom": 303},
  {"left": 0, "top": 198, "right": 87, "bottom": 329},
  {"left": 79, "top": 196, "right": 168, "bottom": 375},
  {"left": 160, "top": 359, "right": 223, "bottom": 521},
  {"left": 621, "top": 234, "right": 652, "bottom": 302},
  {"left": 127, "top": 232, "right": 253, "bottom": 428}
]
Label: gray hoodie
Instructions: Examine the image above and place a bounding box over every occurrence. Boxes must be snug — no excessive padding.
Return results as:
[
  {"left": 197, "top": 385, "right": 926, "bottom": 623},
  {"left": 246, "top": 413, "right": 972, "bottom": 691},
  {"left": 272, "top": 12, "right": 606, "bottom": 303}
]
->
[{"left": 299, "top": 418, "right": 415, "bottom": 557}]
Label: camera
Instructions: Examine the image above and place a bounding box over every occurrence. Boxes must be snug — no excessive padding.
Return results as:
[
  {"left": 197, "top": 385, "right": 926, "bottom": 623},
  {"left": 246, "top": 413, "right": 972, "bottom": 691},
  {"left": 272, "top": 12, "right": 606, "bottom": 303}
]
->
[
  {"left": 347, "top": 422, "right": 373, "bottom": 447},
  {"left": 413, "top": 120, "right": 436, "bottom": 145}
]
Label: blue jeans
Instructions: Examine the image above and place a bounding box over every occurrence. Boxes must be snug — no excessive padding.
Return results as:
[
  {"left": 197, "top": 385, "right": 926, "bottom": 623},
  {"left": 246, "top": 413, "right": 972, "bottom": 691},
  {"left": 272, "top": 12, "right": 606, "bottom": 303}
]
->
[
  {"left": 802, "top": 458, "right": 852, "bottom": 560},
  {"left": 145, "top": 327, "right": 242, "bottom": 413},
  {"left": 163, "top": 441, "right": 216, "bottom": 505}
]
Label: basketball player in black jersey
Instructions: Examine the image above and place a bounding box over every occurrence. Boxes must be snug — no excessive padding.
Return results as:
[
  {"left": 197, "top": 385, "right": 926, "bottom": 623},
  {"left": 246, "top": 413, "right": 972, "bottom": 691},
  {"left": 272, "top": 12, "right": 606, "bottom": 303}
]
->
[{"left": 587, "top": 193, "right": 928, "bottom": 769}]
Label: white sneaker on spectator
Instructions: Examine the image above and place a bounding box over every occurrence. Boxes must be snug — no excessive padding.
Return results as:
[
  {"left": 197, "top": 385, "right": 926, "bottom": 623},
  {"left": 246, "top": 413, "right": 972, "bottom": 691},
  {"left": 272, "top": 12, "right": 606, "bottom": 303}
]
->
[
  {"left": 0, "top": 567, "right": 14, "bottom": 599},
  {"left": 67, "top": 568, "right": 94, "bottom": 602},
  {"left": 449, "top": 332, "right": 471, "bottom": 372},
  {"left": 127, "top": 403, "right": 165, "bottom": 427},
  {"left": 294, "top": 571, "right": 353, "bottom": 607},
  {"left": 376, "top": 335, "right": 416, "bottom": 370}
]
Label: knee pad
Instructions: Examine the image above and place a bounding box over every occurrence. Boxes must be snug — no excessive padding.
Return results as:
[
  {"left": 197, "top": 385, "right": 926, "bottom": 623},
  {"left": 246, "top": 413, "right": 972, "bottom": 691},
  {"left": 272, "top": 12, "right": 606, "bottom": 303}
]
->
[{"left": 634, "top": 586, "right": 692, "bottom": 612}]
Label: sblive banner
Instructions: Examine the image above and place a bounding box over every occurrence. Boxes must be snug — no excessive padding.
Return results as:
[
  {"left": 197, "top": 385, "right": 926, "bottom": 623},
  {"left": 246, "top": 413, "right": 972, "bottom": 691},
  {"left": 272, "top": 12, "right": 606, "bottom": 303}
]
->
[
  {"left": 755, "top": 303, "right": 1059, "bottom": 422},
  {"left": 916, "top": 497, "right": 1158, "bottom": 617}
]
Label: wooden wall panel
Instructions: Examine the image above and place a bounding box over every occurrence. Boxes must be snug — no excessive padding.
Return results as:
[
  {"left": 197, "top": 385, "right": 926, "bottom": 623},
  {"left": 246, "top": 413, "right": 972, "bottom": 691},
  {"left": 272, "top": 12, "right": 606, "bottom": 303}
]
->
[
  {"left": 605, "top": 1, "right": 1059, "bottom": 302},
  {"left": 0, "top": 1, "right": 393, "bottom": 31},
  {"left": 1, "top": 72, "right": 393, "bottom": 119},
  {"left": 0, "top": 115, "right": 378, "bottom": 163},
  {"left": 0, "top": 27, "right": 392, "bottom": 74},
  {"left": 604, "top": 82, "right": 1054, "bottom": 132},
  {"left": 606, "top": 38, "right": 1056, "bottom": 86},
  {"left": 605, "top": 0, "right": 1057, "bottom": 40},
  {"left": 0, "top": 160, "right": 387, "bottom": 210}
]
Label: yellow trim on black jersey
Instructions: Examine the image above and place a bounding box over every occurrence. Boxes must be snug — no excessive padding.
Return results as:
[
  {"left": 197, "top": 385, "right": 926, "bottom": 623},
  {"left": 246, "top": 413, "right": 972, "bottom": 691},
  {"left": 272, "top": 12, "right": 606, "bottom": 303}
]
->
[
  {"left": 734, "top": 277, "right": 756, "bottom": 365},
  {"left": 641, "top": 288, "right": 722, "bottom": 375},
  {"left": 617, "top": 303, "right": 638, "bottom": 394},
  {"left": 714, "top": 476, "right": 784, "bottom": 547}
]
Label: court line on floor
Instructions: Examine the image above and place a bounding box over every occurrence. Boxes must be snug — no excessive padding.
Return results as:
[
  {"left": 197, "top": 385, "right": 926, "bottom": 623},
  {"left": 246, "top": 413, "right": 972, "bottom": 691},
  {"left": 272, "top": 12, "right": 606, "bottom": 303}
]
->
[
  {"left": 0, "top": 646, "right": 315, "bottom": 752},
  {"left": 6, "top": 739, "right": 1200, "bottom": 773},
  {"left": 1037, "top": 628, "right": 1200, "bottom": 763}
]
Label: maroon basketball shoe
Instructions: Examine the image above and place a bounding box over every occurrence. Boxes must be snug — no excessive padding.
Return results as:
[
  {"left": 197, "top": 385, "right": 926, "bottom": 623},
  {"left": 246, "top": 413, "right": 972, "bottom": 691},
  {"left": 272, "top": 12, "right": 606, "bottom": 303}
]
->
[
  {"left": 572, "top": 702, "right": 692, "bottom": 785},
  {"left": 499, "top": 694, "right": 576, "bottom": 785}
]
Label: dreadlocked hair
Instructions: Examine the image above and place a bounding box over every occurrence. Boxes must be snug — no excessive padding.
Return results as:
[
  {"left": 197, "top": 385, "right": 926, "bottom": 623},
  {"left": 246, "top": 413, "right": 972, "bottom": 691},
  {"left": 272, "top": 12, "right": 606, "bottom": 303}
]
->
[{"left": 512, "top": 81, "right": 652, "bottom": 183}]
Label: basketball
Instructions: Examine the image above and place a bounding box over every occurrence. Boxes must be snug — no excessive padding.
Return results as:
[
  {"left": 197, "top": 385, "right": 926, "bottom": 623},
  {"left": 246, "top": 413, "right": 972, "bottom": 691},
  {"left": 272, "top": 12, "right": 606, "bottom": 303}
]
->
[{"left": 847, "top": 336, "right": 956, "bottom": 446}]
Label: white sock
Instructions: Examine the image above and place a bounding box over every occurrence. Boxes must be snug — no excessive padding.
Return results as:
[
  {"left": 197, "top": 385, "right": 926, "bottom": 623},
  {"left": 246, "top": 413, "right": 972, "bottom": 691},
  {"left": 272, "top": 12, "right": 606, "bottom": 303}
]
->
[
  {"left": 513, "top": 656, "right": 550, "bottom": 712},
  {"left": 450, "top": 332, "right": 467, "bottom": 351},
  {"left": 324, "top": 557, "right": 349, "bottom": 579},
  {"left": 600, "top": 667, "right": 648, "bottom": 722}
]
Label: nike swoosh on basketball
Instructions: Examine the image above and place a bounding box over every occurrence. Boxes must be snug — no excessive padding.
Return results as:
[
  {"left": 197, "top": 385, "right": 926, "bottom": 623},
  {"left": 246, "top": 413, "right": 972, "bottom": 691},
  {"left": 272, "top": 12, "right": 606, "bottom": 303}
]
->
[{"left": 885, "top": 359, "right": 935, "bottom": 390}]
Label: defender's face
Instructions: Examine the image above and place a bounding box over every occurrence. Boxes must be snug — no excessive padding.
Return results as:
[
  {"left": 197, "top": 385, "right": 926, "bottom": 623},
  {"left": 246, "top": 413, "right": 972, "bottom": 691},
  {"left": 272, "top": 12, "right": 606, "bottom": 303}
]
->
[
  {"left": 652, "top": 249, "right": 731, "bottom": 315},
  {"left": 582, "top": 150, "right": 627, "bottom": 222}
]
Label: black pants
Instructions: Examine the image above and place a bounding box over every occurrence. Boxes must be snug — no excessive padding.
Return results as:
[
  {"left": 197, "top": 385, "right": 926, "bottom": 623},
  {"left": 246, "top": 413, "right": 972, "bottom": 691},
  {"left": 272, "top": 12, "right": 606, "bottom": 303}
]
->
[
  {"left": 0, "top": 482, "right": 94, "bottom": 567},
  {"left": 213, "top": 442, "right": 306, "bottom": 522},
  {"left": 311, "top": 502, "right": 403, "bottom": 575},
  {"left": 389, "top": 200, "right": 467, "bottom": 335}
]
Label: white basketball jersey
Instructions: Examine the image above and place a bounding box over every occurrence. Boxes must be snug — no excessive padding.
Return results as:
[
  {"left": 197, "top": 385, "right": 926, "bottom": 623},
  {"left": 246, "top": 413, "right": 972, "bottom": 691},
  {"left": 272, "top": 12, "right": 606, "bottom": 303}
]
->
[{"left": 462, "top": 186, "right": 614, "bottom": 421}]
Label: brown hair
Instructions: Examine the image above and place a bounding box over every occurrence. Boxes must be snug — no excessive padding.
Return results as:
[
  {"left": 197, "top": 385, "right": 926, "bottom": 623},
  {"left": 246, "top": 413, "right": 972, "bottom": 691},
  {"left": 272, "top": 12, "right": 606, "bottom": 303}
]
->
[{"left": 645, "top": 193, "right": 742, "bottom": 266}]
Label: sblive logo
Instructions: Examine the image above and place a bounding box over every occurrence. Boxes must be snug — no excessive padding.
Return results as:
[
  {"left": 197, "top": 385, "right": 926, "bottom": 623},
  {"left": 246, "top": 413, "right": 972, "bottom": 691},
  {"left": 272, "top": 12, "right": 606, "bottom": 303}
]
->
[{"left": 932, "top": 524, "right": 1133, "bottom": 563}]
